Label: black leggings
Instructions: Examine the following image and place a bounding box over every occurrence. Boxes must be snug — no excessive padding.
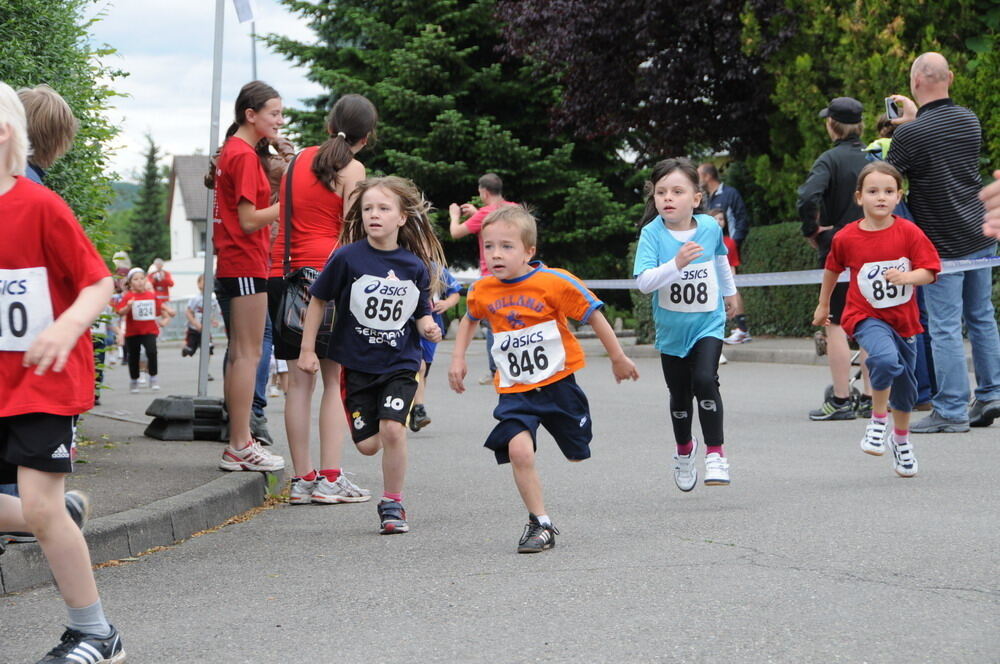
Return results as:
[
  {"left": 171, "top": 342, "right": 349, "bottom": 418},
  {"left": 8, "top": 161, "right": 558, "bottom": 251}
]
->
[
  {"left": 125, "top": 334, "right": 158, "bottom": 380},
  {"left": 660, "top": 337, "right": 724, "bottom": 447}
]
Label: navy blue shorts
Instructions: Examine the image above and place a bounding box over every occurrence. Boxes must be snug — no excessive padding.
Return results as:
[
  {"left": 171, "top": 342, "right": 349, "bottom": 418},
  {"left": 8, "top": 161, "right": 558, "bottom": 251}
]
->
[{"left": 485, "top": 374, "right": 593, "bottom": 465}]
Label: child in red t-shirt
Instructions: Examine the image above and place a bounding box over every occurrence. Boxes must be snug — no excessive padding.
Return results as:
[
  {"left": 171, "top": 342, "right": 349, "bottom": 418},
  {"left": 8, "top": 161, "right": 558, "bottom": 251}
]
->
[
  {"left": 0, "top": 81, "right": 125, "bottom": 662},
  {"left": 813, "top": 162, "right": 940, "bottom": 477},
  {"left": 116, "top": 267, "right": 171, "bottom": 392},
  {"left": 709, "top": 208, "right": 752, "bottom": 345}
]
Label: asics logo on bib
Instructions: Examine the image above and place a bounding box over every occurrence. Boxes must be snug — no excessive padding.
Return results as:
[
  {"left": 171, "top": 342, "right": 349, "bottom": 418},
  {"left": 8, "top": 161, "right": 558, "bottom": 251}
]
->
[
  {"left": 363, "top": 280, "right": 411, "bottom": 297},
  {"left": 682, "top": 267, "right": 710, "bottom": 280},
  {"left": 0, "top": 279, "right": 28, "bottom": 295},
  {"left": 865, "top": 261, "right": 908, "bottom": 280},
  {"left": 499, "top": 329, "right": 545, "bottom": 352}
]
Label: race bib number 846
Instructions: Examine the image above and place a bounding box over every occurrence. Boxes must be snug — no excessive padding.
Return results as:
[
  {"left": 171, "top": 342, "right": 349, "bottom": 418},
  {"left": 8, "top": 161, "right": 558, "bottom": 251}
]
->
[
  {"left": 491, "top": 320, "right": 566, "bottom": 387},
  {"left": 0, "top": 267, "right": 54, "bottom": 352}
]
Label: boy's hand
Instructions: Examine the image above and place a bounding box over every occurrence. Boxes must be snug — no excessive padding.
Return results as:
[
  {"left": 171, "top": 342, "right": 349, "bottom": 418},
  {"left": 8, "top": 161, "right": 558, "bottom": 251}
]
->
[
  {"left": 610, "top": 354, "right": 639, "bottom": 383},
  {"left": 812, "top": 304, "right": 831, "bottom": 327},
  {"left": 448, "top": 357, "right": 467, "bottom": 393},
  {"left": 884, "top": 268, "right": 908, "bottom": 285},
  {"left": 297, "top": 349, "right": 319, "bottom": 375},
  {"left": 417, "top": 316, "right": 442, "bottom": 343},
  {"left": 23, "top": 321, "right": 80, "bottom": 375},
  {"left": 675, "top": 242, "right": 703, "bottom": 270},
  {"left": 724, "top": 294, "right": 738, "bottom": 317}
]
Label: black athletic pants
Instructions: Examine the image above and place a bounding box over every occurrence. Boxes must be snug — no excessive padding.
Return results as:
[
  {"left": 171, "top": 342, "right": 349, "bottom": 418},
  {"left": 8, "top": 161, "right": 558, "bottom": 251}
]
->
[
  {"left": 659, "top": 336, "right": 725, "bottom": 447},
  {"left": 125, "top": 334, "right": 157, "bottom": 380}
]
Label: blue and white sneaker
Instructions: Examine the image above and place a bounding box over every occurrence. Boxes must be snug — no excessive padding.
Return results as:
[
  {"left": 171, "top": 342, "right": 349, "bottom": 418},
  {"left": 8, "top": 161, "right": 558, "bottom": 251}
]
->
[
  {"left": 704, "top": 453, "right": 731, "bottom": 486},
  {"left": 860, "top": 420, "right": 887, "bottom": 456},
  {"left": 672, "top": 439, "right": 699, "bottom": 492},
  {"left": 37, "top": 625, "right": 125, "bottom": 663},
  {"left": 377, "top": 500, "right": 409, "bottom": 534},
  {"left": 890, "top": 437, "right": 918, "bottom": 478}
]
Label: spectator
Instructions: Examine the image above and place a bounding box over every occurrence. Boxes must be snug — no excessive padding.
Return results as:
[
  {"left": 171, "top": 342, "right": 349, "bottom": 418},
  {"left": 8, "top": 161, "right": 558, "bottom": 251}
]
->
[
  {"left": 798, "top": 96, "right": 873, "bottom": 421},
  {"left": 146, "top": 257, "right": 174, "bottom": 307},
  {"left": 698, "top": 162, "right": 751, "bottom": 252},
  {"left": 887, "top": 52, "right": 1000, "bottom": 431},
  {"left": 982, "top": 170, "right": 1000, "bottom": 240}
]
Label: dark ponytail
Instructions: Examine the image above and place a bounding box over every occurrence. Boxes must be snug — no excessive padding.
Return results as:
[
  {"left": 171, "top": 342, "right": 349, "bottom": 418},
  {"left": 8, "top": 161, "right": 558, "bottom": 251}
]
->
[
  {"left": 312, "top": 94, "right": 378, "bottom": 191},
  {"left": 204, "top": 80, "right": 280, "bottom": 189}
]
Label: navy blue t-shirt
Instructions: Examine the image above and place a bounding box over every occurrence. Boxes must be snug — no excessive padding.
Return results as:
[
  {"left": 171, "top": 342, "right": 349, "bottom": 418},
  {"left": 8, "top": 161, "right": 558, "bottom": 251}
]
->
[{"left": 310, "top": 240, "right": 431, "bottom": 374}]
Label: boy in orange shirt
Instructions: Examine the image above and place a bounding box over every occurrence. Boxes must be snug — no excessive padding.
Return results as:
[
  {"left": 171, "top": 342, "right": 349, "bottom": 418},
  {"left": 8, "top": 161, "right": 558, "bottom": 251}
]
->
[{"left": 449, "top": 205, "right": 638, "bottom": 553}]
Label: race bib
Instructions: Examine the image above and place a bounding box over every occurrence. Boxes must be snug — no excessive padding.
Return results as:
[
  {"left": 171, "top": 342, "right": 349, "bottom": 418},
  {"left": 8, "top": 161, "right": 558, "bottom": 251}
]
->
[
  {"left": 658, "top": 262, "right": 718, "bottom": 313},
  {"left": 857, "top": 257, "right": 913, "bottom": 309},
  {"left": 132, "top": 299, "right": 157, "bottom": 321},
  {"left": 492, "top": 320, "right": 566, "bottom": 387},
  {"left": 0, "top": 267, "right": 54, "bottom": 352},
  {"left": 349, "top": 274, "right": 420, "bottom": 331}
]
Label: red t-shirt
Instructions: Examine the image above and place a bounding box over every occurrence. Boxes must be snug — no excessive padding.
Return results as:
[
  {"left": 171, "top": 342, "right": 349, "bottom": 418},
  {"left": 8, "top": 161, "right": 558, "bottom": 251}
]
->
[
  {"left": 0, "top": 177, "right": 110, "bottom": 417},
  {"left": 147, "top": 269, "right": 173, "bottom": 302},
  {"left": 117, "top": 290, "right": 163, "bottom": 337},
  {"left": 825, "top": 217, "right": 941, "bottom": 337},
  {"left": 723, "top": 236, "right": 740, "bottom": 267},
  {"left": 269, "top": 146, "right": 344, "bottom": 278},
  {"left": 212, "top": 136, "right": 271, "bottom": 279},
  {"left": 463, "top": 201, "right": 511, "bottom": 276}
]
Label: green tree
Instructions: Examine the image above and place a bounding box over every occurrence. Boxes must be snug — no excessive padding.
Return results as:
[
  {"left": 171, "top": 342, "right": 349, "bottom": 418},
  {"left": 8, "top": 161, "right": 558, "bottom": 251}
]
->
[
  {"left": 0, "top": 0, "right": 124, "bottom": 257},
  {"left": 267, "top": 0, "right": 636, "bottom": 281},
  {"left": 127, "top": 136, "right": 168, "bottom": 270}
]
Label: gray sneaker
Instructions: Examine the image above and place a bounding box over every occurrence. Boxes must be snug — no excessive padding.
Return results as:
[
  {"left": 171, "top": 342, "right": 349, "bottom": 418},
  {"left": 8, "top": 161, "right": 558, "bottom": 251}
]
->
[
  {"left": 911, "top": 410, "right": 970, "bottom": 434},
  {"left": 250, "top": 413, "right": 274, "bottom": 446},
  {"left": 969, "top": 399, "right": 1000, "bottom": 427},
  {"left": 312, "top": 473, "right": 371, "bottom": 504}
]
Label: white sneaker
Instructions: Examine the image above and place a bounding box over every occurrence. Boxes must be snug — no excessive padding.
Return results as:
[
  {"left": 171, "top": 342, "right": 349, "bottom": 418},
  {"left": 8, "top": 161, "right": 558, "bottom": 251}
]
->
[
  {"left": 704, "top": 453, "right": 730, "bottom": 486},
  {"left": 890, "top": 436, "right": 918, "bottom": 478},
  {"left": 723, "top": 329, "right": 752, "bottom": 344},
  {"left": 219, "top": 439, "right": 285, "bottom": 472},
  {"left": 312, "top": 473, "right": 372, "bottom": 504},
  {"left": 138, "top": 372, "right": 149, "bottom": 387},
  {"left": 150, "top": 375, "right": 160, "bottom": 391},
  {"left": 672, "top": 439, "right": 699, "bottom": 492},
  {"left": 719, "top": 353, "right": 728, "bottom": 365},
  {"left": 289, "top": 475, "right": 317, "bottom": 505},
  {"left": 129, "top": 379, "right": 139, "bottom": 394},
  {"left": 860, "top": 419, "right": 887, "bottom": 456},
  {"left": 268, "top": 384, "right": 281, "bottom": 398}
]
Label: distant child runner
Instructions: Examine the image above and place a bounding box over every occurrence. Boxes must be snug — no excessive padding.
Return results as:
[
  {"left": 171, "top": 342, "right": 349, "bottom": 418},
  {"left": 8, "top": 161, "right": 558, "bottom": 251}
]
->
[
  {"left": 709, "top": 208, "right": 752, "bottom": 345},
  {"left": 298, "top": 176, "right": 445, "bottom": 534},
  {"left": 448, "top": 205, "right": 639, "bottom": 553},
  {"left": 409, "top": 264, "right": 461, "bottom": 432},
  {"left": 181, "top": 273, "right": 218, "bottom": 363},
  {"left": 812, "top": 162, "right": 940, "bottom": 477},
  {"left": 633, "top": 158, "right": 739, "bottom": 491},
  {"left": 116, "top": 267, "right": 172, "bottom": 393},
  {"left": 0, "top": 81, "right": 124, "bottom": 663}
]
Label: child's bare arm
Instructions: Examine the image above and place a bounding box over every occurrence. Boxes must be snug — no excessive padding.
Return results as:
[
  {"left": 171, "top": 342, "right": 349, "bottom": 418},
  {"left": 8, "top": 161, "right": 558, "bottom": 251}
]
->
[
  {"left": 812, "top": 269, "right": 840, "bottom": 326},
  {"left": 433, "top": 291, "right": 461, "bottom": 313},
  {"left": 24, "top": 276, "right": 114, "bottom": 375},
  {"left": 884, "top": 267, "right": 935, "bottom": 287},
  {"left": 448, "top": 315, "right": 477, "bottom": 394},
  {"left": 296, "top": 296, "right": 327, "bottom": 375},
  {"left": 588, "top": 309, "right": 639, "bottom": 383},
  {"left": 416, "top": 315, "right": 442, "bottom": 343}
]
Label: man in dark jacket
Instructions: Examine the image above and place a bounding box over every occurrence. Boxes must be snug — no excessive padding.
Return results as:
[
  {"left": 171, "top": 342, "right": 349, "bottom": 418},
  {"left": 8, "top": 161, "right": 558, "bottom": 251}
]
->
[{"left": 798, "top": 97, "right": 873, "bottom": 421}]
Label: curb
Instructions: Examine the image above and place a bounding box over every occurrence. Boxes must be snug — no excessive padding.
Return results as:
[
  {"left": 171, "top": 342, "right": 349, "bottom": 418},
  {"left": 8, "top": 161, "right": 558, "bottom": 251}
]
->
[{"left": 0, "top": 469, "right": 282, "bottom": 595}]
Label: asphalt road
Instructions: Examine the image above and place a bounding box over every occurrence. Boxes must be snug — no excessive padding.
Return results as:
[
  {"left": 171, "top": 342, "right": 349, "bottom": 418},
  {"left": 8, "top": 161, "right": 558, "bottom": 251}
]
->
[{"left": 3, "top": 340, "right": 998, "bottom": 663}]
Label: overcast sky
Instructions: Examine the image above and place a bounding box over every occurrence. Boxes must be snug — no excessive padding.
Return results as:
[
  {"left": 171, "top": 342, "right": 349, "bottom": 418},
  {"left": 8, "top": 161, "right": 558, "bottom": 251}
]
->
[{"left": 85, "top": 0, "right": 323, "bottom": 179}]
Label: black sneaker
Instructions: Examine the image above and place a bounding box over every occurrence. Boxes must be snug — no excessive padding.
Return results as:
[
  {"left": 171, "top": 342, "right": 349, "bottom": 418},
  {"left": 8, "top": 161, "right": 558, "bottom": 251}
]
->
[
  {"left": 377, "top": 500, "right": 409, "bottom": 534},
  {"left": 855, "top": 394, "right": 873, "bottom": 419},
  {"left": 250, "top": 413, "right": 273, "bottom": 446},
  {"left": 37, "top": 625, "right": 125, "bottom": 663},
  {"left": 409, "top": 405, "right": 431, "bottom": 432},
  {"left": 808, "top": 398, "right": 856, "bottom": 421},
  {"left": 2, "top": 491, "right": 89, "bottom": 545},
  {"left": 181, "top": 346, "right": 194, "bottom": 357},
  {"left": 517, "top": 514, "right": 559, "bottom": 553},
  {"left": 970, "top": 398, "right": 1000, "bottom": 427}
]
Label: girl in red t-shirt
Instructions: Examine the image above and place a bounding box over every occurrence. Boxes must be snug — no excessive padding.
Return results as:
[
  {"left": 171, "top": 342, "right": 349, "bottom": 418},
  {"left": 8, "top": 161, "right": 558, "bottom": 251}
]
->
[
  {"left": 211, "top": 81, "right": 285, "bottom": 473},
  {"left": 709, "top": 208, "right": 752, "bottom": 345},
  {"left": 267, "top": 94, "right": 378, "bottom": 503},
  {"left": 116, "top": 268, "right": 169, "bottom": 392}
]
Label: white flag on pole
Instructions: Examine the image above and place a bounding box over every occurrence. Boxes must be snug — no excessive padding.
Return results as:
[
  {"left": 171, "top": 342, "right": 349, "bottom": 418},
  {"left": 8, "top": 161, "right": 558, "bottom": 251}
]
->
[{"left": 232, "top": 0, "right": 259, "bottom": 23}]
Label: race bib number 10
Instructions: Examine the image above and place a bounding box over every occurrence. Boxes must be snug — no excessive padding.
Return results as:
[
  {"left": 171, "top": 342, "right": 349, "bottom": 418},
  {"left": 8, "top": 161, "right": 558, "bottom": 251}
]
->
[
  {"left": 658, "top": 262, "right": 719, "bottom": 313},
  {"left": 349, "top": 274, "right": 420, "bottom": 331},
  {"left": 492, "top": 319, "right": 566, "bottom": 387},
  {"left": 0, "top": 267, "right": 54, "bottom": 352},
  {"left": 857, "top": 258, "right": 913, "bottom": 309}
]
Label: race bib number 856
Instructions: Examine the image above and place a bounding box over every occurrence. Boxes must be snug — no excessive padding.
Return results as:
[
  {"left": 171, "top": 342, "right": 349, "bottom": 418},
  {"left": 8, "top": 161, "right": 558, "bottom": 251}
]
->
[
  {"left": 349, "top": 274, "right": 419, "bottom": 331},
  {"left": 0, "top": 267, "right": 54, "bottom": 352}
]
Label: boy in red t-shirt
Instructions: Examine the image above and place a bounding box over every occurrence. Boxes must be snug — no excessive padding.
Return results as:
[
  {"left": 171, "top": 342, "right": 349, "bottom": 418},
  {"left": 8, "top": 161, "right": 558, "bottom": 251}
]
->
[
  {"left": 448, "top": 205, "right": 639, "bottom": 553},
  {"left": 0, "top": 82, "right": 125, "bottom": 662},
  {"left": 813, "top": 162, "right": 940, "bottom": 478}
]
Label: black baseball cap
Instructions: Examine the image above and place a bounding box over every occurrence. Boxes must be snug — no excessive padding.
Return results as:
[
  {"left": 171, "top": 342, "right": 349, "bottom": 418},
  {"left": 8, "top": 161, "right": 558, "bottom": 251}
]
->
[{"left": 819, "top": 97, "right": 863, "bottom": 124}]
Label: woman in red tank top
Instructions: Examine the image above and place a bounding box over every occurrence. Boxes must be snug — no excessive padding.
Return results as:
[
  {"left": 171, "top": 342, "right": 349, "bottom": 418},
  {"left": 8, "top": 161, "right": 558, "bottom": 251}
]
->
[{"left": 267, "top": 94, "right": 379, "bottom": 503}]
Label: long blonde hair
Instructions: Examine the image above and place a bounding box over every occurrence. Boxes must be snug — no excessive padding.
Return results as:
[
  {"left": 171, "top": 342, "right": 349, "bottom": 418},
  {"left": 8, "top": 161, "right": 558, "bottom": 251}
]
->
[
  {"left": 0, "top": 82, "right": 29, "bottom": 177},
  {"left": 342, "top": 176, "right": 445, "bottom": 292}
]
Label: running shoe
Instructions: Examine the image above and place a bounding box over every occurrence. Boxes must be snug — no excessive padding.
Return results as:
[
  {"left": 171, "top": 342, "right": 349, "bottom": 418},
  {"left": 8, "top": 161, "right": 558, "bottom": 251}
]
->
[
  {"left": 808, "top": 398, "right": 856, "bottom": 421},
  {"left": 723, "top": 329, "right": 752, "bottom": 344},
  {"left": 704, "top": 453, "right": 730, "bottom": 486},
  {"left": 672, "top": 439, "right": 699, "bottom": 492},
  {"left": 138, "top": 372, "right": 148, "bottom": 387},
  {"left": 855, "top": 394, "right": 872, "bottom": 419},
  {"left": 3, "top": 491, "right": 90, "bottom": 545},
  {"left": 860, "top": 419, "right": 887, "bottom": 455},
  {"left": 719, "top": 353, "right": 728, "bottom": 365},
  {"left": 478, "top": 372, "right": 495, "bottom": 385},
  {"left": 128, "top": 380, "right": 139, "bottom": 394},
  {"left": 250, "top": 413, "right": 274, "bottom": 446},
  {"left": 969, "top": 398, "right": 1000, "bottom": 427},
  {"left": 377, "top": 500, "right": 409, "bottom": 534},
  {"left": 910, "top": 411, "right": 969, "bottom": 434},
  {"left": 517, "top": 513, "right": 558, "bottom": 553},
  {"left": 409, "top": 404, "right": 431, "bottom": 432},
  {"left": 150, "top": 376, "right": 160, "bottom": 391},
  {"left": 268, "top": 384, "right": 281, "bottom": 398},
  {"left": 37, "top": 625, "right": 125, "bottom": 663},
  {"left": 889, "top": 436, "right": 918, "bottom": 478},
  {"left": 312, "top": 474, "right": 372, "bottom": 504},
  {"left": 288, "top": 476, "right": 317, "bottom": 505},
  {"left": 219, "top": 439, "right": 285, "bottom": 472}
]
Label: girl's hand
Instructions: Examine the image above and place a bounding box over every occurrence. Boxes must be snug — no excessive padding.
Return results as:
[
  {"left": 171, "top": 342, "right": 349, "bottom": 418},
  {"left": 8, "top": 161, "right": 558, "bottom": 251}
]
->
[
  {"left": 432, "top": 300, "right": 449, "bottom": 314},
  {"left": 417, "top": 316, "right": 442, "bottom": 343},
  {"left": 23, "top": 321, "right": 78, "bottom": 375},
  {"left": 610, "top": 354, "right": 639, "bottom": 383},
  {"left": 884, "top": 268, "right": 908, "bottom": 285},
  {"left": 724, "top": 295, "right": 738, "bottom": 317},
  {"left": 297, "top": 349, "right": 320, "bottom": 375},
  {"left": 675, "top": 242, "right": 703, "bottom": 270},
  {"left": 448, "top": 358, "right": 467, "bottom": 394},
  {"left": 812, "top": 304, "right": 831, "bottom": 327}
]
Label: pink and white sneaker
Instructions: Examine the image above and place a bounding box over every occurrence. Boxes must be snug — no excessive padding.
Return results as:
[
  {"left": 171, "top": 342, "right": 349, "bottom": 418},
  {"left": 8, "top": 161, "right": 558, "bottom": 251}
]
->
[{"left": 219, "top": 439, "right": 285, "bottom": 472}]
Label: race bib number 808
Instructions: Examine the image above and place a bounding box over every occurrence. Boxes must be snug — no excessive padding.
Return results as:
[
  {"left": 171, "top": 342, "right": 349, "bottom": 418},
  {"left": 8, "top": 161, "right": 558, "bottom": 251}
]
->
[{"left": 0, "top": 267, "right": 54, "bottom": 352}]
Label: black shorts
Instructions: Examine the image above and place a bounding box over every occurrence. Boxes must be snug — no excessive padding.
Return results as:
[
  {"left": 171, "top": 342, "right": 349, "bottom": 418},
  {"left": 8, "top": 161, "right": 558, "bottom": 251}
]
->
[
  {"left": 485, "top": 374, "right": 593, "bottom": 465},
  {"left": 0, "top": 413, "right": 76, "bottom": 474},
  {"left": 266, "top": 276, "right": 301, "bottom": 360},
  {"left": 829, "top": 281, "right": 848, "bottom": 325},
  {"left": 216, "top": 277, "right": 267, "bottom": 299},
  {"left": 344, "top": 368, "right": 419, "bottom": 443}
]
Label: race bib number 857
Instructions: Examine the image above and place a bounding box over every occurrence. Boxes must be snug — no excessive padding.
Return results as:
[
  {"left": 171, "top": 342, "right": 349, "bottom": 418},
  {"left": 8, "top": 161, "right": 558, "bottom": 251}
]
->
[
  {"left": 857, "top": 257, "right": 913, "bottom": 309},
  {"left": 0, "top": 267, "right": 54, "bottom": 351}
]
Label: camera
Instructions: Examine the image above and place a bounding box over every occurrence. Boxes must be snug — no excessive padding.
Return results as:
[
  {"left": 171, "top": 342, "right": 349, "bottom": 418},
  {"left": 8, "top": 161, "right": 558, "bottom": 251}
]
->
[{"left": 885, "top": 97, "right": 901, "bottom": 120}]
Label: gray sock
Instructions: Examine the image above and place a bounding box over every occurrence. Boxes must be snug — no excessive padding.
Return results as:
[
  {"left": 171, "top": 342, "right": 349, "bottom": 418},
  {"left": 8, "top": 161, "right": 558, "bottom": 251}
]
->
[{"left": 67, "top": 599, "right": 112, "bottom": 638}]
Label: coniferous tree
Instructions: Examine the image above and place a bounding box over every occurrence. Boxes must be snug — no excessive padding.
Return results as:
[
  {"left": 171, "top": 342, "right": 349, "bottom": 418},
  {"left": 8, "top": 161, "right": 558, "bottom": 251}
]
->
[{"left": 127, "top": 136, "right": 168, "bottom": 270}]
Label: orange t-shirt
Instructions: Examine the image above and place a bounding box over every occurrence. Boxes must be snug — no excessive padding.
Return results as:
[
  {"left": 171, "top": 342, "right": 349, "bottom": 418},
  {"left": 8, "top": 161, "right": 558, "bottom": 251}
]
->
[{"left": 466, "top": 262, "right": 603, "bottom": 393}]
